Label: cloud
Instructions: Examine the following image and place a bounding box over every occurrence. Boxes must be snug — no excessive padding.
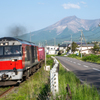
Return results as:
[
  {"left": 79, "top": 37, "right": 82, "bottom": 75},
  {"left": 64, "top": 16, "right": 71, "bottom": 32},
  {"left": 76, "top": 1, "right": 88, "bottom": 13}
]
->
[
  {"left": 62, "top": 3, "right": 80, "bottom": 9},
  {"left": 81, "top": 1, "right": 86, "bottom": 4},
  {"left": 80, "top": 1, "right": 87, "bottom": 7}
]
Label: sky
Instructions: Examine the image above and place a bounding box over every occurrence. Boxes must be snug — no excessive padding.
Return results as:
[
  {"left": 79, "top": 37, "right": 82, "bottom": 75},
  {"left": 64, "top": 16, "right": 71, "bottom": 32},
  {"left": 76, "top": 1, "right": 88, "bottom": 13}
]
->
[{"left": 0, "top": 0, "right": 100, "bottom": 37}]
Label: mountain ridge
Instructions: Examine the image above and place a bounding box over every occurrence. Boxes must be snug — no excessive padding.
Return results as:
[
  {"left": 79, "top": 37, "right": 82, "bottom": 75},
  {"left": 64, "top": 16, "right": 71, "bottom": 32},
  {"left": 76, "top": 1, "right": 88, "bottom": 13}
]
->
[
  {"left": 45, "top": 16, "right": 100, "bottom": 34},
  {"left": 18, "top": 16, "right": 100, "bottom": 45}
]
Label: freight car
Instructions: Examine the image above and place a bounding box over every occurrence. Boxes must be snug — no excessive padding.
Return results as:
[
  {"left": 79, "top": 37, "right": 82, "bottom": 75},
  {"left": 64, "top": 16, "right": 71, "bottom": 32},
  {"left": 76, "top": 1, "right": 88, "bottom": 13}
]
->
[
  {"left": 0, "top": 37, "right": 44, "bottom": 86},
  {"left": 38, "top": 47, "right": 45, "bottom": 61}
]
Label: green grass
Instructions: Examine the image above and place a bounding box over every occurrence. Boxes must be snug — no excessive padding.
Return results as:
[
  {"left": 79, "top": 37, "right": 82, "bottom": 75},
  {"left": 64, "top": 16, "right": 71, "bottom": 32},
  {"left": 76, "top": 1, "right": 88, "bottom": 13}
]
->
[
  {"left": 67, "top": 54, "right": 100, "bottom": 64},
  {"left": 46, "top": 55, "right": 54, "bottom": 69},
  {"left": 57, "top": 53, "right": 66, "bottom": 56},
  {"left": 67, "top": 54, "right": 82, "bottom": 60},
  {"left": 82, "top": 54, "right": 100, "bottom": 64},
  {"left": 55, "top": 62, "right": 100, "bottom": 100}
]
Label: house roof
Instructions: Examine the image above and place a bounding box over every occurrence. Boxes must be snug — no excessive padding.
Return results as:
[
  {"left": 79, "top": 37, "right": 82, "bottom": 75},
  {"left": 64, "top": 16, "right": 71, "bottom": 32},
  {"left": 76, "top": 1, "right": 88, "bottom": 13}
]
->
[
  {"left": 59, "top": 44, "right": 68, "bottom": 47},
  {"left": 77, "top": 43, "right": 94, "bottom": 47},
  {"left": 82, "top": 44, "right": 94, "bottom": 47}
]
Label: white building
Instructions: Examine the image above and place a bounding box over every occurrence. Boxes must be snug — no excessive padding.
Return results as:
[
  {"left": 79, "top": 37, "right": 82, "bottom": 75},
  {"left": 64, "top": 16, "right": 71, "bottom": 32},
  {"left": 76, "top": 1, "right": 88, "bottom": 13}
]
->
[
  {"left": 59, "top": 44, "right": 68, "bottom": 54},
  {"left": 45, "top": 46, "right": 58, "bottom": 55},
  {"left": 78, "top": 44, "right": 94, "bottom": 54}
]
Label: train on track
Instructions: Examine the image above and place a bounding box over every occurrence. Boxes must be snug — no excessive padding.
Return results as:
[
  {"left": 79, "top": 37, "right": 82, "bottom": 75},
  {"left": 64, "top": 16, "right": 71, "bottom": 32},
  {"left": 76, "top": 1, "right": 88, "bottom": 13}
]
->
[{"left": 0, "top": 37, "right": 45, "bottom": 86}]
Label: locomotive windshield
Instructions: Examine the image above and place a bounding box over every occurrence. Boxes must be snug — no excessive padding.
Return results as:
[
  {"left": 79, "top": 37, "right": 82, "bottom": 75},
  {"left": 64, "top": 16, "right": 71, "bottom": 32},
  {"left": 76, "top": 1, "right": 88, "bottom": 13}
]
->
[
  {"left": 0, "top": 47, "right": 3, "bottom": 56},
  {"left": 0, "top": 45, "right": 21, "bottom": 57}
]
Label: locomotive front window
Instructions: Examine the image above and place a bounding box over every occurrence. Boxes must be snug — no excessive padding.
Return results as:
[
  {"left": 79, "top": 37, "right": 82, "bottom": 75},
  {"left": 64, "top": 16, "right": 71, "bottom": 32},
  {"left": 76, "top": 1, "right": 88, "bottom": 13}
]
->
[
  {"left": 4, "top": 45, "right": 21, "bottom": 56},
  {"left": 0, "top": 47, "right": 3, "bottom": 55}
]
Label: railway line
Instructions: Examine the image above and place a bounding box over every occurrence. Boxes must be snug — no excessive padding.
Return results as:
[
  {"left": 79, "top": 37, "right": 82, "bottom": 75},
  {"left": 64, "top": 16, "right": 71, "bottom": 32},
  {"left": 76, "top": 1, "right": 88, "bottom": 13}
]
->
[{"left": 0, "top": 86, "right": 14, "bottom": 98}]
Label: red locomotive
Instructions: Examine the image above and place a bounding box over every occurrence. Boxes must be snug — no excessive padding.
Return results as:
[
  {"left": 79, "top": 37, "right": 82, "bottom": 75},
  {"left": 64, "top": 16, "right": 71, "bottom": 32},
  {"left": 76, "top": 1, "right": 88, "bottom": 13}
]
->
[{"left": 0, "top": 37, "right": 45, "bottom": 86}]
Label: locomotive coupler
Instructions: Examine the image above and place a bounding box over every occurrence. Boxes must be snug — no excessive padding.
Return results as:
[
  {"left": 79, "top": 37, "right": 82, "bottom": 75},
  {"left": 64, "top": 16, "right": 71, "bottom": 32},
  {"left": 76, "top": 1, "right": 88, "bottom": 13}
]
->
[{"left": 13, "top": 67, "right": 18, "bottom": 75}]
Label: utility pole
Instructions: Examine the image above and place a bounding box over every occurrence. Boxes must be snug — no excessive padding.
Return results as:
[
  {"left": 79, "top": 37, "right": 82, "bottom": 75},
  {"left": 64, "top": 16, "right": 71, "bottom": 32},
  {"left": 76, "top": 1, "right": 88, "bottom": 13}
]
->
[
  {"left": 81, "top": 31, "right": 83, "bottom": 58},
  {"left": 71, "top": 34, "right": 72, "bottom": 53},
  {"left": 54, "top": 38, "right": 56, "bottom": 46},
  {"left": 82, "top": 33, "right": 88, "bottom": 54},
  {"left": 80, "top": 30, "right": 88, "bottom": 58},
  {"left": 45, "top": 40, "right": 47, "bottom": 46},
  {"left": 54, "top": 38, "right": 55, "bottom": 46},
  {"left": 30, "top": 32, "right": 34, "bottom": 42},
  {"left": 45, "top": 40, "right": 47, "bottom": 68},
  {"left": 30, "top": 32, "right": 31, "bottom": 42},
  {"left": 55, "top": 38, "right": 56, "bottom": 46}
]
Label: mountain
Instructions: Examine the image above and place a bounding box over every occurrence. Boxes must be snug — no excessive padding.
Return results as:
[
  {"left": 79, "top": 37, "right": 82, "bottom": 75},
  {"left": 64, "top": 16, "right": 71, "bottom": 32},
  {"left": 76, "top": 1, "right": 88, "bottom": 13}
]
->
[{"left": 18, "top": 16, "right": 100, "bottom": 45}]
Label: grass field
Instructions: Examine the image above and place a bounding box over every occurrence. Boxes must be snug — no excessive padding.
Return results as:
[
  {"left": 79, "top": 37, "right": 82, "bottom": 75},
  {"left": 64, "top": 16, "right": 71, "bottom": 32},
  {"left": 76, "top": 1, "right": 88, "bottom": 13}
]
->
[
  {"left": 56, "top": 61, "right": 100, "bottom": 100},
  {"left": 67, "top": 54, "right": 100, "bottom": 64}
]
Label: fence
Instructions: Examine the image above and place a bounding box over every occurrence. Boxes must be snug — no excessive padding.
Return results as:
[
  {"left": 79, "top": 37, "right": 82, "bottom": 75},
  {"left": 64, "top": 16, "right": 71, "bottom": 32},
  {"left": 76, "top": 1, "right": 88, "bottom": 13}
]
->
[{"left": 50, "top": 56, "right": 59, "bottom": 96}]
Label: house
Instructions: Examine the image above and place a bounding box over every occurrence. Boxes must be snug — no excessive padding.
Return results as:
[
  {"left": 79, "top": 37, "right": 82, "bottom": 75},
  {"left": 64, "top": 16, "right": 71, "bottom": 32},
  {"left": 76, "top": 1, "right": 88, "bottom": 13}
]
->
[
  {"left": 77, "top": 44, "right": 94, "bottom": 54},
  {"left": 59, "top": 44, "right": 68, "bottom": 53},
  {"left": 45, "top": 45, "right": 58, "bottom": 55}
]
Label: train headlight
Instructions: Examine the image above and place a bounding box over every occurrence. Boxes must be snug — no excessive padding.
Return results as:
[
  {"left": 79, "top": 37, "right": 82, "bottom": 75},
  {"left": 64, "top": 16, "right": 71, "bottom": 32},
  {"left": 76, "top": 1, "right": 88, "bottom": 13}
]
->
[
  {"left": 5, "top": 43, "right": 8, "bottom": 45},
  {"left": 0, "top": 43, "right": 3, "bottom": 45},
  {"left": 11, "top": 59, "right": 15, "bottom": 62}
]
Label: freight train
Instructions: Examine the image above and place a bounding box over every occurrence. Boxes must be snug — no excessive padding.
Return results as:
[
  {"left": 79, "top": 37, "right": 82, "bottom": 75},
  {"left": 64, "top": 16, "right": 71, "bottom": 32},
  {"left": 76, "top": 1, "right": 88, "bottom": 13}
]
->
[{"left": 0, "top": 37, "right": 45, "bottom": 86}]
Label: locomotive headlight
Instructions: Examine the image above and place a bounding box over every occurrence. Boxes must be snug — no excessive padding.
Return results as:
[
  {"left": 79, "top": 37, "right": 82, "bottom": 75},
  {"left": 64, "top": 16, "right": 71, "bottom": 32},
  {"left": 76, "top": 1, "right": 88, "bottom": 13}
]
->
[
  {"left": 11, "top": 59, "right": 17, "bottom": 62},
  {"left": 0, "top": 43, "right": 3, "bottom": 45},
  {"left": 11, "top": 59, "right": 15, "bottom": 62},
  {"left": 5, "top": 43, "right": 8, "bottom": 45}
]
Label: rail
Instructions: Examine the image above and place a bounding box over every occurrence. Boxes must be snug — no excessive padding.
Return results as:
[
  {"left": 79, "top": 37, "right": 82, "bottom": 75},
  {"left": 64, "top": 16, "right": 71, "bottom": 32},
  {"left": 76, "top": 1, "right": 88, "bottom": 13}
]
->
[{"left": 0, "top": 86, "right": 14, "bottom": 98}]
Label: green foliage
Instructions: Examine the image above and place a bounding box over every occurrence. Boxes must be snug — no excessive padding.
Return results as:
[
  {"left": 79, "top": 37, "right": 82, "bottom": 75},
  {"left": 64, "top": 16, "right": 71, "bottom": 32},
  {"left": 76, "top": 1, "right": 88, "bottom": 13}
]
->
[
  {"left": 92, "top": 43, "right": 100, "bottom": 54},
  {"left": 58, "top": 44, "right": 60, "bottom": 46},
  {"left": 82, "top": 54, "right": 100, "bottom": 63},
  {"left": 68, "top": 54, "right": 82, "bottom": 60},
  {"left": 46, "top": 55, "right": 54, "bottom": 67},
  {"left": 68, "top": 54, "right": 100, "bottom": 64},
  {"left": 56, "top": 62, "right": 100, "bottom": 100},
  {"left": 72, "top": 42, "right": 78, "bottom": 52}
]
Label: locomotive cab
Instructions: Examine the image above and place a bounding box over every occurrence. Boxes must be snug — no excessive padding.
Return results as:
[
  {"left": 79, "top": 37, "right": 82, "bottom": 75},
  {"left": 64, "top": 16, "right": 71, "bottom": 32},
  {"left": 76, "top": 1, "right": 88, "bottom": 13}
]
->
[
  {"left": 0, "top": 37, "right": 40, "bottom": 86},
  {"left": 0, "top": 38, "right": 23, "bottom": 85}
]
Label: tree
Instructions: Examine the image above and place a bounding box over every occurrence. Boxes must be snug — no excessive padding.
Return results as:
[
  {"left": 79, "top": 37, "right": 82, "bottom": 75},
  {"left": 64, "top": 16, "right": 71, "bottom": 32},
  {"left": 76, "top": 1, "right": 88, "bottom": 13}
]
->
[
  {"left": 92, "top": 43, "right": 100, "bottom": 54},
  {"left": 72, "top": 42, "right": 78, "bottom": 53},
  {"left": 58, "top": 44, "right": 60, "bottom": 46}
]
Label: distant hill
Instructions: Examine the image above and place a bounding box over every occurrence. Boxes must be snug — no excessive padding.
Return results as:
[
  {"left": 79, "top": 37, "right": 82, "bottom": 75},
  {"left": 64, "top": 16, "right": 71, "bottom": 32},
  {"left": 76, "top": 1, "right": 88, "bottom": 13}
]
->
[{"left": 18, "top": 16, "right": 100, "bottom": 45}]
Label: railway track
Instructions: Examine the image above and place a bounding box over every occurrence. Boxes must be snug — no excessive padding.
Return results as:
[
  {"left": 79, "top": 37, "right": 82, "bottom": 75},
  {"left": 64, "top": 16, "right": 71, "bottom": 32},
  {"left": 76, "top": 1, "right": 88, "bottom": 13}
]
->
[{"left": 0, "top": 86, "right": 14, "bottom": 98}]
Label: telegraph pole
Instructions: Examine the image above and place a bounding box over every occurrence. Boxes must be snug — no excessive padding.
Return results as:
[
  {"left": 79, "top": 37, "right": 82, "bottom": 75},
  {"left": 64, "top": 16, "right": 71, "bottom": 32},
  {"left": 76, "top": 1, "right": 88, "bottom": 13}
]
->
[
  {"left": 30, "top": 32, "right": 34, "bottom": 42},
  {"left": 54, "top": 38, "right": 55, "bottom": 46},
  {"left": 82, "top": 33, "right": 88, "bottom": 54},
  {"left": 71, "top": 34, "right": 72, "bottom": 53},
  {"left": 45, "top": 40, "right": 47, "bottom": 68},
  {"left": 30, "top": 32, "right": 31, "bottom": 42},
  {"left": 81, "top": 31, "right": 83, "bottom": 58},
  {"left": 55, "top": 38, "right": 56, "bottom": 46}
]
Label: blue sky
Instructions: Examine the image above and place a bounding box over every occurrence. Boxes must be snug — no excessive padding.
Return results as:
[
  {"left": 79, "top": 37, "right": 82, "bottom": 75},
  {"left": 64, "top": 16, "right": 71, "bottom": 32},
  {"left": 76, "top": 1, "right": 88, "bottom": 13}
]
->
[{"left": 0, "top": 0, "right": 100, "bottom": 37}]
